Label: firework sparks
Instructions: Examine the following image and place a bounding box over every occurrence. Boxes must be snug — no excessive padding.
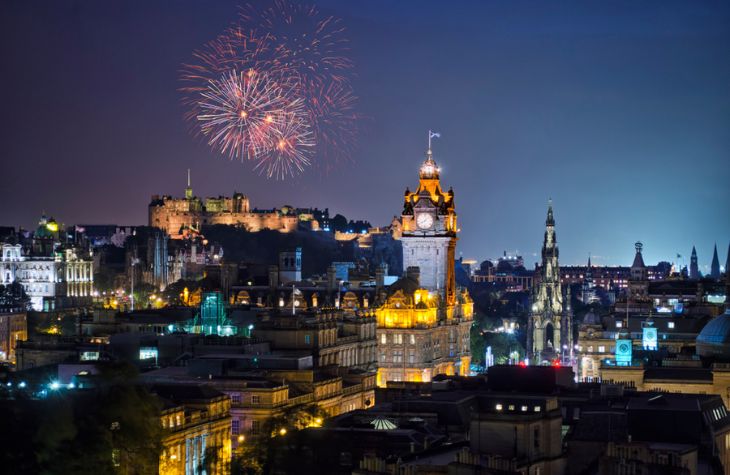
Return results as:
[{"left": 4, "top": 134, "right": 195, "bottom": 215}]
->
[
  {"left": 254, "top": 112, "right": 314, "bottom": 179},
  {"left": 196, "top": 70, "right": 304, "bottom": 160},
  {"left": 180, "top": 0, "right": 360, "bottom": 178},
  {"left": 239, "top": 0, "right": 353, "bottom": 90}
]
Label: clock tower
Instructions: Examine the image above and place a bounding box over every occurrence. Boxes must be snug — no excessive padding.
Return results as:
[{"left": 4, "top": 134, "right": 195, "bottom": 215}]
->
[{"left": 401, "top": 145, "right": 458, "bottom": 305}]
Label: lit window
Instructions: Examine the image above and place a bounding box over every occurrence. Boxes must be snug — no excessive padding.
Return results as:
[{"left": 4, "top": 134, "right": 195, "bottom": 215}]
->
[
  {"left": 521, "top": 406, "right": 528, "bottom": 412},
  {"left": 598, "top": 346, "right": 606, "bottom": 353},
  {"left": 410, "top": 334, "right": 416, "bottom": 345},
  {"left": 495, "top": 404, "right": 503, "bottom": 411},
  {"left": 304, "top": 334, "right": 311, "bottom": 345},
  {"left": 251, "top": 395, "right": 261, "bottom": 404},
  {"left": 508, "top": 405, "right": 515, "bottom": 411},
  {"left": 668, "top": 322, "right": 675, "bottom": 329},
  {"left": 616, "top": 321, "right": 622, "bottom": 328},
  {"left": 534, "top": 406, "right": 541, "bottom": 412},
  {"left": 380, "top": 333, "right": 386, "bottom": 345}
]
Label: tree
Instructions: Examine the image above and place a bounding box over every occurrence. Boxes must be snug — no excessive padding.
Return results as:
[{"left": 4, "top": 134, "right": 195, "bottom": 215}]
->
[
  {"left": 0, "top": 282, "right": 32, "bottom": 311},
  {"left": 330, "top": 214, "right": 348, "bottom": 233},
  {"left": 0, "top": 363, "right": 163, "bottom": 475}
]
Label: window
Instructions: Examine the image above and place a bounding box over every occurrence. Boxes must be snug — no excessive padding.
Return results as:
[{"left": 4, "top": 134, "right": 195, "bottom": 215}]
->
[
  {"left": 410, "top": 334, "right": 416, "bottom": 345},
  {"left": 521, "top": 406, "right": 528, "bottom": 412},
  {"left": 251, "top": 395, "right": 261, "bottom": 404},
  {"left": 409, "top": 351, "right": 415, "bottom": 364},
  {"left": 495, "top": 404, "right": 503, "bottom": 411},
  {"left": 394, "top": 334, "right": 403, "bottom": 345},
  {"left": 380, "top": 333, "right": 386, "bottom": 345},
  {"left": 508, "top": 405, "right": 515, "bottom": 411},
  {"left": 251, "top": 420, "right": 260, "bottom": 434},
  {"left": 231, "top": 393, "right": 241, "bottom": 404},
  {"left": 393, "top": 350, "right": 403, "bottom": 363},
  {"left": 380, "top": 352, "right": 387, "bottom": 363},
  {"left": 232, "top": 419, "right": 240, "bottom": 435},
  {"left": 616, "top": 321, "right": 623, "bottom": 328},
  {"left": 534, "top": 406, "right": 541, "bottom": 412},
  {"left": 598, "top": 346, "right": 606, "bottom": 353},
  {"left": 668, "top": 322, "right": 675, "bottom": 329},
  {"left": 304, "top": 334, "right": 311, "bottom": 345}
]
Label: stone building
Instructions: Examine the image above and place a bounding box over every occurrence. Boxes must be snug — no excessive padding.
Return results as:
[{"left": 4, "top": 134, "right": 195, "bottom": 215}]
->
[
  {"left": 0, "top": 309, "right": 26, "bottom": 363},
  {"left": 148, "top": 171, "right": 322, "bottom": 238},
  {"left": 252, "top": 308, "right": 378, "bottom": 370},
  {"left": 375, "top": 143, "right": 473, "bottom": 386},
  {"left": 152, "top": 384, "right": 232, "bottom": 475},
  {"left": 1, "top": 216, "right": 94, "bottom": 310}
]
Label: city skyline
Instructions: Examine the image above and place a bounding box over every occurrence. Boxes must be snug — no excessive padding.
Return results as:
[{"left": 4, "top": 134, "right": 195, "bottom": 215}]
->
[{"left": 2, "top": 0, "right": 729, "bottom": 266}]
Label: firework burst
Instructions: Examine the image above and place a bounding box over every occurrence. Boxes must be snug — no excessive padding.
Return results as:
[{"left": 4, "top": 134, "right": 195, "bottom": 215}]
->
[
  {"left": 196, "top": 70, "right": 304, "bottom": 160},
  {"left": 180, "top": 0, "right": 360, "bottom": 179},
  {"left": 239, "top": 0, "right": 353, "bottom": 90},
  {"left": 254, "top": 112, "right": 315, "bottom": 179}
]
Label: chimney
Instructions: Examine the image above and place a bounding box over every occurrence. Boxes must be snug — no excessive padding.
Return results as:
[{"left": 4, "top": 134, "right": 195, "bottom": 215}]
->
[
  {"left": 268, "top": 265, "right": 279, "bottom": 289},
  {"left": 406, "top": 266, "right": 420, "bottom": 286},
  {"left": 375, "top": 263, "right": 386, "bottom": 290},
  {"left": 327, "top": 264, "right": 337, "bottom": 291}
]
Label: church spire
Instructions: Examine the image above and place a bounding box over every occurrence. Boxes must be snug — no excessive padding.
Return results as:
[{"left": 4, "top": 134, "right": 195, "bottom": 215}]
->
[{"left": 711, "top": 243, "right": 721, "bottom": 279}]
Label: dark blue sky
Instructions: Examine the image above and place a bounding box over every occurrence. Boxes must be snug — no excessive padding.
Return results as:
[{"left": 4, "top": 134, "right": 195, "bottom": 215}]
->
[{"left": 1, "top": 0, "right": 729, "bottom": 269}]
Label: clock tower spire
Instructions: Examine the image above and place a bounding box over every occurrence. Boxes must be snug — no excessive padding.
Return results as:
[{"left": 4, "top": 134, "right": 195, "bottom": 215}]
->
[{"left": 401, "top": 137, "right": 457, "bottom": 305}]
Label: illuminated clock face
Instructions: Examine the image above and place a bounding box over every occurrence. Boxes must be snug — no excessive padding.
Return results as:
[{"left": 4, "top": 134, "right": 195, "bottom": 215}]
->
[
  {"left": 416, "top": 213, "right": 433, "bottom": 230},
  {"left": 619, "top": 343, "right": 630, "bottom": 353}
]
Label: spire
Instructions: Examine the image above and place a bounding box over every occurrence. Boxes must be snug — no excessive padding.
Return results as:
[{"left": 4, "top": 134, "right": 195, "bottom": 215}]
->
[
  {"left": 587, "top": 253, "right": 592, "bottom": 268},
  {"left": 711, "top": 243, "right": 721, "bottom": 279},
  {"left": 185, "top": 168, "right": 193, "bottom": 200},
  {"left": 546, "top": 198, "right": 554, "bottom": 227},
  {"left": 631, "top": 242, "right": 645, "bottom": 269}
]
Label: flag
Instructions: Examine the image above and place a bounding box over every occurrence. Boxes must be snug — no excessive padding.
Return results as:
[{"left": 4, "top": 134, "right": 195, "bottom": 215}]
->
[{"left": 429, "top": 131, "right": 441, "bottom": 139}]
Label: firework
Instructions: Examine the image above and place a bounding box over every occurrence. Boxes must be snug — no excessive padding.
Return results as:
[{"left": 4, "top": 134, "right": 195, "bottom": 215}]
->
[
  {"left": 180, "top": 0, "right": 360, "bottom": 178},
  {"left": 254, "top": 112, "right": 315, "bottom": 179},
  {"left": 239, "top": 0, "right": 353, "bottom": 90},
  {"left": 180, "top": 29, "right": 271, "bottom": 128},
  {"left": 196, "top": 70, "right": 305, "bottom": 160},
  {"left": 307, "top": 81, "right": 360, "bottom": 170}
]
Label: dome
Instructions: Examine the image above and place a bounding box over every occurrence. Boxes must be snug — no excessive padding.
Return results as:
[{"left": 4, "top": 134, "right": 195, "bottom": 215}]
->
[
  {"left": 696, "top": 310, "right": 730, "bottom": 358},
  {"left": 419, "top": 153, "right": 440, "bottom": 179},
  {"left": 34, "top": 215, "right": 59, "bottom": 238},
  {"left": 370, "top": 415, "right": 397, "bottom": 430}
]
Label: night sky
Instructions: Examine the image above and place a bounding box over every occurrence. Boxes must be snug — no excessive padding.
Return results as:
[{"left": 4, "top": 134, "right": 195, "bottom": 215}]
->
[{"left": 2, "top": 0, "right": 729, "bottom": 270}]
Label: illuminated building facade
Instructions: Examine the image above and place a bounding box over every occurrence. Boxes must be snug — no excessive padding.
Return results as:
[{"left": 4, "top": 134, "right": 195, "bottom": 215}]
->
[
  {"left": 527, "top": 202, "right": 572, "bottom": 363},
  {"left": 154, "top": 385, "right": 232, "bottom": 475},
  {"left": 148, "top": 171, "right": 321, "bottom": 238},
  {"left": 375, "top": 146, "right": 473, "bottom": 386},
  {"left": 0, "top": 310, "right": 27, "bottom": 363},
  {"left": 1, "top": 216, "right": 94, "bottom": 311}
]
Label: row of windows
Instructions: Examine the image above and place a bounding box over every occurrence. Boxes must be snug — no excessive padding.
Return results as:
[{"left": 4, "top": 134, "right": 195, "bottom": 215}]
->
[
  {"left": 380, "top": 334, "right": 417, "bottom": 345},
  {"left": 495, "top": 403, "right": 541, "bottom": 413}
]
